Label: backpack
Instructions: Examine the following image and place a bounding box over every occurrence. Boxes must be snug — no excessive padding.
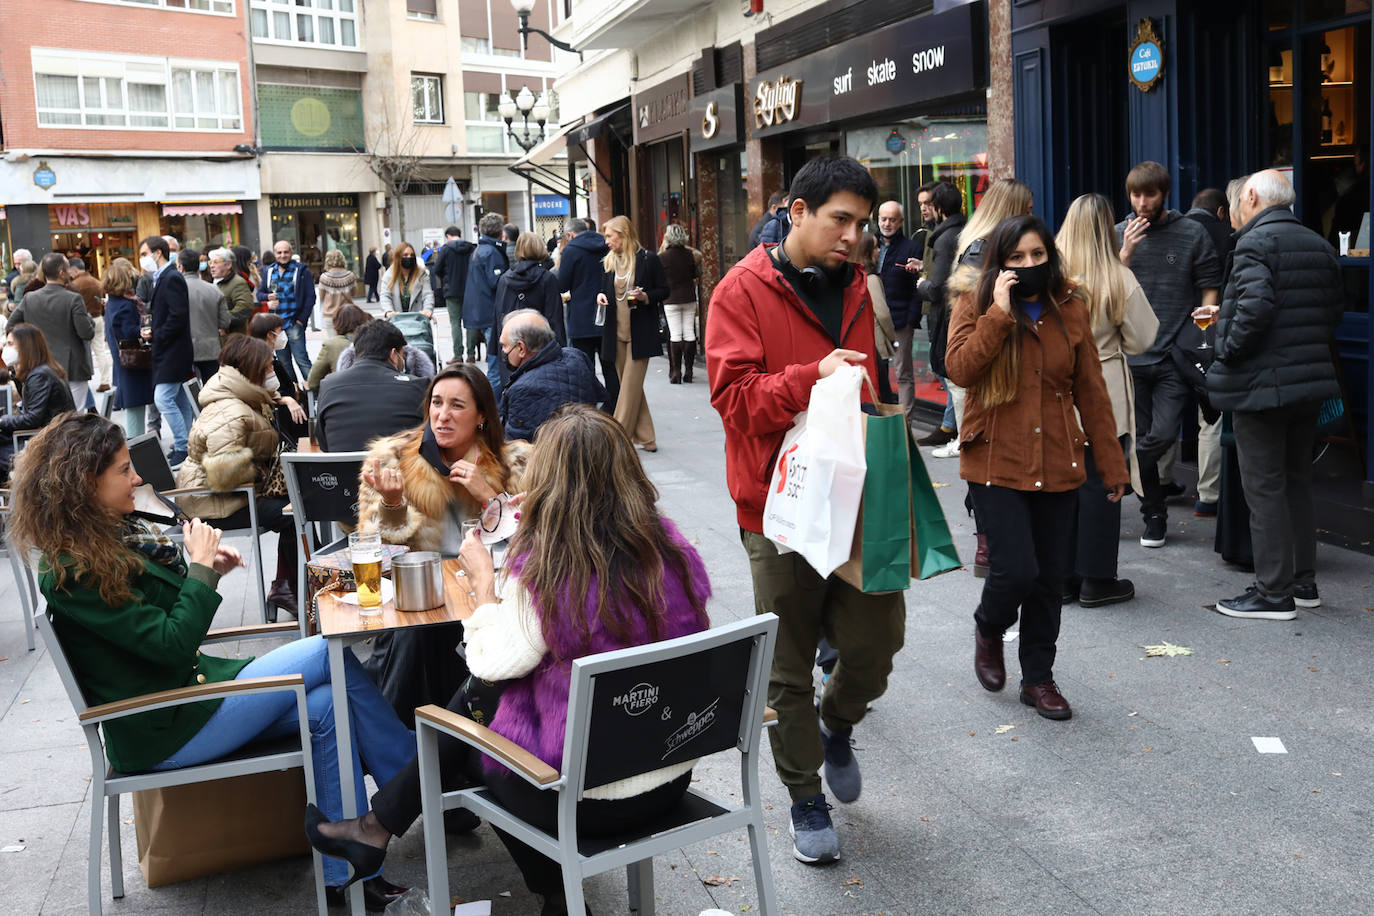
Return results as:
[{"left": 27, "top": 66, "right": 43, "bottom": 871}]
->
[{"left": 388, "top": 312, "right": 436, "bottom": 366}]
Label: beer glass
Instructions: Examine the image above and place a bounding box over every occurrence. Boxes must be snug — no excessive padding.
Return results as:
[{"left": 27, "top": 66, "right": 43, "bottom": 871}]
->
[{"left": 349, "top": 530, "right": 385, "bottom": 617}]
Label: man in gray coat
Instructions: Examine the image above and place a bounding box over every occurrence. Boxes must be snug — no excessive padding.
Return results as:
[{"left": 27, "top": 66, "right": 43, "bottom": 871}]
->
[
  {"left": 8, "top": 252, "right": 95, "bottom": 406},
  {"left": 179, "top": 250, "right": 232, "bottom": 382},
  {"left": 1205, "top": 170, "right": 1344, "bottom": 620}
]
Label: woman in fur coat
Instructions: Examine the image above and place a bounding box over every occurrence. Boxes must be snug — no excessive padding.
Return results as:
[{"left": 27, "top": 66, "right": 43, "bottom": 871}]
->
[
  {"left": 175, "top": 335, "right": 298, "bottom": 615},
  {"left": 355, "top": 362, "right": 526, "bottom": 727}
]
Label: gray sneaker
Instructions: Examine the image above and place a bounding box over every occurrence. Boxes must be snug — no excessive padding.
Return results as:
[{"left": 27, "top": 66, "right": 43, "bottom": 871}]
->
[
  {"left": 819, "top": 715, "right": 861, "bottom": 803},
  {"left": 789, "top": 794, "right": 839, "bottom": 864}
]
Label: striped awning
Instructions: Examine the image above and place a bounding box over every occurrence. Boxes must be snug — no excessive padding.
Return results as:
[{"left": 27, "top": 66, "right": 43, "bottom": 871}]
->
[{"left": 161, "top": 202, "right": 243, "bottom": 217}]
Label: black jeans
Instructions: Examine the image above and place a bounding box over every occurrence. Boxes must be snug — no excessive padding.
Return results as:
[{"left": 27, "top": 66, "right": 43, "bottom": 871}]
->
[
  {"left": 1131, "top": 360, "right": 1189, "bottom": 520},
  {"left": 572, "top": 335, "right": 619, "bottom": 412},
  {"left": 370, "top": 685, "right": 692, "bottom": 897},
  {"left": 969, "top": 484, "right": 1077, "bottom": 687},
  {"left": 208, "top": 497, "right": 295, "bottom": 583},
  {"left": 1232, "top": 403, "right": 1320, "bottom": 597},
  {"left": 1074, "top": 436, "right": 1130, "bottom": 581}
]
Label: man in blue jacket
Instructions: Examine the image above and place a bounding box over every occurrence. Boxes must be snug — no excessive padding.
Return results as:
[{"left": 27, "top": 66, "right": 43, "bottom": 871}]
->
[
  {"left": 557, "top": 218, "right": 616, "bottom": 410},
  {"left": 432, "top": 226, "right": 477, "bottom": 362},
  {"left": 874, "top": 200, "right": 927, "bottom": 432},
  {"left": 498, "top": 310, "right": 605, "bottom": 441},
  {"left": 463, "top": 212, "right": 511, "bottom": 398},
  {"left": 256, "top": 240, "right": 316, "bottom": 380},
  {"left": 138, "top": 236, "right": 196, "bottom": 467}
]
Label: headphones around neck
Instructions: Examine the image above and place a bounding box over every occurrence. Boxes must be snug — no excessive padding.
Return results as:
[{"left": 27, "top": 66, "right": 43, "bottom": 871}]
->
[{"left": 775, "top": 238, "right": 855, "bottom": 289}]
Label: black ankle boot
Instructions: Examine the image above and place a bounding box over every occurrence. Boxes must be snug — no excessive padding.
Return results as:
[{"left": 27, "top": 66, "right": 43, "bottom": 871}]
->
[{"left": 682, "top": 340, "right": 696, "bottom": 383}]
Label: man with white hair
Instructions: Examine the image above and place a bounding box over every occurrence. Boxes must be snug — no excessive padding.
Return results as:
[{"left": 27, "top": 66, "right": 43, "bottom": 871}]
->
[
  {"left": 7, "top": 248, "right": 32, "bottom": 290},
  {"left": 208, "top": 247, "right": 255, "bottom": 332},
  {"left": 1204, "top": 169, "right": 1344, "bottom": 620}
]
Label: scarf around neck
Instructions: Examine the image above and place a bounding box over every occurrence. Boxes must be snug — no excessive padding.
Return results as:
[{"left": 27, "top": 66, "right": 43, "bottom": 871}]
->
[{"left": 121, "top": 516, "right": 188, "bottom": 578}]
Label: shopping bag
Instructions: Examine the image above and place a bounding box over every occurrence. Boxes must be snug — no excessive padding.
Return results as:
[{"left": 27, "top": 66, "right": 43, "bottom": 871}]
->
[
  {"left": 762, "top": 363, "right": 867, "bottom": 578},
  {"left": 132, "top": 768, "right": 311, "bottom": 887},
  {"left": 836, "top": 399, "right": 914, "bottom": 593},
  {"left": 909, "top": 437, "right": 962, "bottom": 579}
]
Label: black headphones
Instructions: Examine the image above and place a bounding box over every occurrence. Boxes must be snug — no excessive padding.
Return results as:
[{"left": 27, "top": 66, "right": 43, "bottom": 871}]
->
[{"left": 775, "top": 238, "right": 855, "bottom": 289}]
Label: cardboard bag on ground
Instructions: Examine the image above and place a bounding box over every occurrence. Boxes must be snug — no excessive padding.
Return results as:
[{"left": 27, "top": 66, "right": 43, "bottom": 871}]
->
[
  {"left": 133, "top": 767, "right": 311, "bottom": 887},
  {"left": 762, "top": 364, "right": 867, "bottom": 578}
]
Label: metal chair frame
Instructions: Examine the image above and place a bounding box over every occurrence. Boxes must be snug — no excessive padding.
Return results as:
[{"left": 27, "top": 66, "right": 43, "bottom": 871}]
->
[{"left": 280, "top": 451, "right": 367, "bottom": 638}]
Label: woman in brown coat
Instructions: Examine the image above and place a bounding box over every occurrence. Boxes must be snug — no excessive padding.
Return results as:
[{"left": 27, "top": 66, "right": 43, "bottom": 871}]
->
[{"left": 945, "top": 214, "right": 1127, "bottom": 721}]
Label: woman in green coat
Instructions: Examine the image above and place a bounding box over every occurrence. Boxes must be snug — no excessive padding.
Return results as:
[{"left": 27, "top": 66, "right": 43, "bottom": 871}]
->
[{"left": 9, "top": 412, "right": 416, "bottom": 908}]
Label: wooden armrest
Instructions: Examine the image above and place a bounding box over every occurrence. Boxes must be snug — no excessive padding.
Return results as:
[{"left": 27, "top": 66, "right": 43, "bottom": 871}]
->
[
  {"left": 79, "top": 674, "right": 305, "bottom": 723},
  {"left": 415, "top": 704, "right": 560, "bottom": 787},
  {"left": 204, "top": 622, "right": 300, "bottom": 641},
  {"left": 763, "top": 706, "right": 778, "bottom": 725}
]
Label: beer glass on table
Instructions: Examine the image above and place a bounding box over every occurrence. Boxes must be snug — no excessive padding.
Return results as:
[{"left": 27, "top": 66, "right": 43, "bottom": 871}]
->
[{"left": 349, "top": 530, "right": 385, "bottom": 624}]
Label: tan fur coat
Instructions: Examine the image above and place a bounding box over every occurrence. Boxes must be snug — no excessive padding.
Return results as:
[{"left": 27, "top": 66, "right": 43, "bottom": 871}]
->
[{"left": 355, "top": 427, "right": 528, "bottom": 552}]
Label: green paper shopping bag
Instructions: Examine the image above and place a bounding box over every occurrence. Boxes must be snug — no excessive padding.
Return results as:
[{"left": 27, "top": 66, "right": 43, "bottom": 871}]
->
[
  {"left": 908, "top": 437, "right": 961, "bottom": 579},
  {"left": 836, "top": 402, "right": 914, "bottom": 593}
]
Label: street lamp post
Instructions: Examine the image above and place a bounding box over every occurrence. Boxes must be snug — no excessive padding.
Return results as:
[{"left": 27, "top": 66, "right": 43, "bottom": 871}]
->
[
  {"left": 508, "top": 0, "right": 579, "bottom": 54},
  {"left": 499, "top": 85, "right": 550, "bottom": 232}
]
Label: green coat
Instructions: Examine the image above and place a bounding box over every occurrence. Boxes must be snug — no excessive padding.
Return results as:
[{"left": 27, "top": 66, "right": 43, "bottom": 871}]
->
[{"left": 42, "top": 554, "right": 251, "bottom": 773}]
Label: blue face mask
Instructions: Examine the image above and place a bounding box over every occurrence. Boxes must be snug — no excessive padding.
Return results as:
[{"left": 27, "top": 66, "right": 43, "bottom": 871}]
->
[{"left": 198, "top": 261, "right": 208, "bottom": 272}]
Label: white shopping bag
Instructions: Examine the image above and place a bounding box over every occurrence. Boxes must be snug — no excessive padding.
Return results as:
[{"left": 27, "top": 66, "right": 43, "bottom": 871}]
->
[{"left": 762, "top": 363, "right": 867, "bottom": 577}]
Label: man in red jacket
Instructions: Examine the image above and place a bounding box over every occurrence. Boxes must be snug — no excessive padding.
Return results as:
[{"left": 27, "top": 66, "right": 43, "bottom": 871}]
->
[{"left": 707, "top": 157, "right": 903, "bottom": 867}]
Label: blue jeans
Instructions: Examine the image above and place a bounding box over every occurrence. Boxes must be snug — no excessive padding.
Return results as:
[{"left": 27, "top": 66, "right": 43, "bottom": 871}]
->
[
  {"left": 939, "top": 377, "right": 957, "bottom": 431},
  {"left": 281, "top": 320, "right": 313, "bottom": 380},
  {"left": 152, "top": 382, "right": 194, "bottom": 453},
  {"left": 151, "top": 636, "right": 415, "bottom": 886},
  {"left": 486, "top": 326, "right": 502, "bottom": 401}
]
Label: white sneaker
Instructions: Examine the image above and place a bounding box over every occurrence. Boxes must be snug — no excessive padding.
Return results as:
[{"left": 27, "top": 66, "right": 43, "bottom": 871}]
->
[{"left": 931, "top": 441, "right": 960, "bottom": 458}]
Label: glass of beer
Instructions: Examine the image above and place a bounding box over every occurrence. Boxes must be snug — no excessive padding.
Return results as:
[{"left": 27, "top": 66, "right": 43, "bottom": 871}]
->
[
  {"left": 1194, "top": 309, "right": 1214, "bottom": 350},
  {"left": 349, "top": 530, "right": 385, "bottom": 618}
]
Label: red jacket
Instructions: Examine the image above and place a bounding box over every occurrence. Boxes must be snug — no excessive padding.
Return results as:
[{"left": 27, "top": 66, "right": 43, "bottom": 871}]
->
[{"left": 706, "top": 245, "right": 879, "bottom": 533}]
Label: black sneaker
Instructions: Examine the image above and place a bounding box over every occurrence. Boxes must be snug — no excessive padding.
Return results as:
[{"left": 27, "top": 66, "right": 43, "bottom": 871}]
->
[
  {"left": 1140, "top": 515, "right": 1166, "bottom": 548},
  {"left": 1162, "top": 481, "right": 1186, "bottom": 500},
  {"left": 1293, "top": 582, "right": 1321, "bottom": 608},
  {"left": 1216, "top": 586, "right": 1297, "bottom": 621},
  {"left": 1079, "top": 577, "right": 1135, "bottom": 608}
]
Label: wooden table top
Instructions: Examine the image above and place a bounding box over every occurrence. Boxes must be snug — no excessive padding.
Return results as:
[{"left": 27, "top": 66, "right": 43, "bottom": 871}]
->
[{"left": 316, "top": 558, "right": 477, "bottom": 638}]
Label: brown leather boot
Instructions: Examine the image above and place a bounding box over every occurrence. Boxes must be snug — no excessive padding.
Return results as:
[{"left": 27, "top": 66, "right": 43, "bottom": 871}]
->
[
  {"left": 682, "top": 340, "right": 696, "bottom": 382},
  {"left": 1020, "top": 682, "right": 1072, "bottom": 720},
  {"left": 973, "top": 533, "right": 990, "bottom": 578},
  {"left": 974, "top": 626, "right": 1006, "bottom": 692},
  {"left": 668, "top": 341, "right": 682, "bottom": 384}
]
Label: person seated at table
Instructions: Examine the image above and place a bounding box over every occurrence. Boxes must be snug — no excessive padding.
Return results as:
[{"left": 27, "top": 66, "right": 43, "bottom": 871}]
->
[
  {"left": 307, "top": 303, "right": 371, "bottom": 393},
  {"left": 247, "top": 313, "right": 308, "bottom": 442},
  {"left": 0, "top": 323, "right": 76, "bottom": 479},
  {"left": 306, "top": 405, "right": 711, "bottom": 916},
  {"left": 498, "top": 309, "right": 605, "bottom": 442},
  {"left": 335, "top": 331, "right": 437, "bottom": 379},
  {"left": 316, "top": 320, "right": 428, "bottom": 453},
  {"left": 355, "top": 363, "right": 527, "bottom": 728},
  {"left": 176, "top": 335, "right": 300, "bottom": 617},
  {"left": 8, "top": 412, "right": 418, "bottom": 911}
]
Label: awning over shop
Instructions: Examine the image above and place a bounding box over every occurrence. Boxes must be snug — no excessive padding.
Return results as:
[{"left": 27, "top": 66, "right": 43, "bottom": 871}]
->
[
  {"left": 161, "top": 202, "right": 243, "bottom": 217},
  {"left": 567, "top": 103, "right": 630, "bottom": 148}
]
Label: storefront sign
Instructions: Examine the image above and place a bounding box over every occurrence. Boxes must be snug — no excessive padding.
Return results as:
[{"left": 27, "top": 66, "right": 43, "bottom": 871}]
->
[
  {"left": 748, "top": 0, "right": 986, "bottom": 138},
  {"left": 633, "top": 73, "right": 693, "bottom": 146},
  {"left": 270, "top": 194, "right": 359, "bottom": 210},
  {"left": 690, "top": 84, "right": 744, "bottom": 152},
  {"left": 1128, "top": 18, "right": 1164, "bottom": 92},
  {"left": 534, "top": 195, "right": 570, "bottom": 216},
  {"left": 33, "top": 161, "right": 56, "bottom": 189}
]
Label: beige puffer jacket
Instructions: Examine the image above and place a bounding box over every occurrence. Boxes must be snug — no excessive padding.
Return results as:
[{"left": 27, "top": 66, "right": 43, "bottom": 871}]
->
[{"left": 175, "top": 366, "right": 280, "bottom": 519}]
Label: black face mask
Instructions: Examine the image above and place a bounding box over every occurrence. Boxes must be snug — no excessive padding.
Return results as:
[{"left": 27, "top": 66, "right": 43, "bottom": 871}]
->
[
  {"left": 1011, "top": 262, "right": 1053, "bottom": 300},
  {"left": 401, "top": 256, "right": 417, "bottom": 270}
]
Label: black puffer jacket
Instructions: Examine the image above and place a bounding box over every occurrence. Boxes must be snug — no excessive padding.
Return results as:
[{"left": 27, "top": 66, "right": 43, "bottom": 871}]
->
[
  {"left": 1208, "top": 205, "right": 1344, "bottom": 411},
  {"left": 500, "top": 342, "right": 607, "bottom": 441},
  {"left": 917, "top": 212, "right": 967, "bottom": 377}
]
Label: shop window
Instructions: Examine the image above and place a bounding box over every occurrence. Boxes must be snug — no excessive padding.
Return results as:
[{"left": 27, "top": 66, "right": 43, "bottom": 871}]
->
[
  {"left": 32, "top": 49, "right": 238, "bottom": 132},
  {"left": 1301, "top": 0, "right": 1371, "bottom": 21},
  {"left": 250, "top": 0, "right": 358, "bottom": 48},
  {"left": 412, "top": 74, "right": 444, "bottom": 124},
  {"left": 1299, "top": 23, "right": 1369, "bottom": 254},
  {"left": 159, "top": 213, "right": 240, "bottom": 253}
]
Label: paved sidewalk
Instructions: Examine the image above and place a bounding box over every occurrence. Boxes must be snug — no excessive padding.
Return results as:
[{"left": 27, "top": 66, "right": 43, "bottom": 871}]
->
[{"left": 2, "top": 331, "right": 1372, "bottom": 915}]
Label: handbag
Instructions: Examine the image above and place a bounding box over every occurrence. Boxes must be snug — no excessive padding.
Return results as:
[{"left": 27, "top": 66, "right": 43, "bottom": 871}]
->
[
  {"left": 455, "top": 673, "right": 506, "bottom": 728},
  {"left": 117, "top": 296, "right": 153, "bottom": 369},
  {"left": 257, "top": 413, "right": 296, "bottom": 499}
]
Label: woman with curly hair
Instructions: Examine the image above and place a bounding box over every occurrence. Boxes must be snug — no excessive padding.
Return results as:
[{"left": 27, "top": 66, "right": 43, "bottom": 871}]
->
[{"left": 8, "top": 412, "right": 417, "bottom": 908}]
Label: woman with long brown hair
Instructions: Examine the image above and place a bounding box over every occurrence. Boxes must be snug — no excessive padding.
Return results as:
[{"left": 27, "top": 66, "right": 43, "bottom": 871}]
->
[
  {"left": 594, "top": 215, "right": 669, "bottom": 451},
  {"left": 1056, "top": 193, "right": 1159, "bottom": 607},
  {"left": 9, "top": 412, "right": 417, "bottom": 908},
  {"left": 379, "top": 241, "right": 434, "bottom": 319},
  {"left": 945, "top": 213, "right": 1127, "bottom": 721},
  {"left": 306, "top": 405, "right": 711, "bottom": 916},
  {"left": 101, "top": 258, "right": 157, "bottom": 437},
  {"left": 1, "top": 323, "right": 76, "bottom": 476}
]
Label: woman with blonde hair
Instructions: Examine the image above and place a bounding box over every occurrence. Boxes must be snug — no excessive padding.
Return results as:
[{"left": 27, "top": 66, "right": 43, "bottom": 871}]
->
[
  {"left": 1056, "top": 193, "right": 1159, "bottom": 607},
  {"left": 595, "top": 216, "right": 669, "bottom": 450},
  {"left": 945, "top": 214, "right": 1126, "bottom": 721},
  {"left": 957, "top": 178, "right": 1036, "bottom": 266},
  {"left": 101, "top": 258, "right": 157, "bottom": 436},
  {"left": 379, "top": 242, "right": 434, "bottom": 319},
  {"left": 315, "top": 247, "right": 357, "bottom": 336},
  {"left": 657, "top": 223, "right": 701, "bottom": 383}
]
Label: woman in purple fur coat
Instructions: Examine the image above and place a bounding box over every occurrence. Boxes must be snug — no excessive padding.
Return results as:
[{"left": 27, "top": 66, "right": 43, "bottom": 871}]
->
[{"left": 306, "top": 405, "right": 712, "bottom": 914}]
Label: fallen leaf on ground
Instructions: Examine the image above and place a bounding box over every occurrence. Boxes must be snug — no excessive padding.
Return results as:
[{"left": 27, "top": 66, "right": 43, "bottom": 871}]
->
[
  {"left": 702, "top": 876, "right": 727, "bottom": 886},
  {"left": 841, "top": 877, "right": 863, "bottom": 886},
  {"left": 994, "top": 724, "right": 1018, "bottom": 735},
  {"left": 1140, "top": 642, "right": 1193, "bottom": 657}
]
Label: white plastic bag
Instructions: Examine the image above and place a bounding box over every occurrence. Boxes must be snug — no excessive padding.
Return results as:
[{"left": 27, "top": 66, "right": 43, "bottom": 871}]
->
[{"left": 762, "top": 363, "right": 867, "bottom": 577}]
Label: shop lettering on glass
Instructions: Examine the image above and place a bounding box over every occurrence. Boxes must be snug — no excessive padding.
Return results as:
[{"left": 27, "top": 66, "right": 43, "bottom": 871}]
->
[
  {"left": 53, "top": 205, "right": 91, "bottom": 228},
  {"left": 639, "top": 87, "right": 687, "bottom": 130},
  {"left": 754, "top": 76, "right": 802, "bottom": 129}
]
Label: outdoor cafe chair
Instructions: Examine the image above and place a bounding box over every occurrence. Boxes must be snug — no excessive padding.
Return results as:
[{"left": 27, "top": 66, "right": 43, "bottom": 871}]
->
[
  {"left": 280, "top": 451, "right": 367, "bottom": 638},
  {"left": 0, "top": 495, "right": 39, "bottom": 652}
]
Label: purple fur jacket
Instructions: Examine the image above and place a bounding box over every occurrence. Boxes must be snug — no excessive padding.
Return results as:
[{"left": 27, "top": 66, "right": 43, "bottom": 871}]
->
[{"left": 482, "top": 520, "right": 711, "bottom": 778}]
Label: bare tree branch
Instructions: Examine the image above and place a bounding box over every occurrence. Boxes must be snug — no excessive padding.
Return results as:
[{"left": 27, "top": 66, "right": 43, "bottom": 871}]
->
[{"left": 352, "top": 98, "right": 427, "bottom": 245}]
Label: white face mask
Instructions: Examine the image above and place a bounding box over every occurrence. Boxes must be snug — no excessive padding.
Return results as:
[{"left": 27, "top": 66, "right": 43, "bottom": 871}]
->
[
  {"left": 263, "top": 373, "right": 281, "bottom": 393},
  {"left": 2, "top": 345, "right": 19, "bottom": 367},
  {"left": 140, "top": 255, "right": 158, "bottom": 273}
]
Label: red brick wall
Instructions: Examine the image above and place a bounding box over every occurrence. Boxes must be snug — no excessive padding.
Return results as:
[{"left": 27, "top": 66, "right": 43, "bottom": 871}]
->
[{"left": 0, "top": 0, "right": 253, "bottom": 151}]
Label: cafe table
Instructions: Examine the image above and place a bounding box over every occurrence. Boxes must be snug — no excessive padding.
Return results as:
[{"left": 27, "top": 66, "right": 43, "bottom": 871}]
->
[{"left": 315, "top": 558, "right": 478, "bottom": 915}]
